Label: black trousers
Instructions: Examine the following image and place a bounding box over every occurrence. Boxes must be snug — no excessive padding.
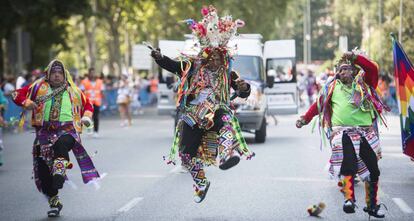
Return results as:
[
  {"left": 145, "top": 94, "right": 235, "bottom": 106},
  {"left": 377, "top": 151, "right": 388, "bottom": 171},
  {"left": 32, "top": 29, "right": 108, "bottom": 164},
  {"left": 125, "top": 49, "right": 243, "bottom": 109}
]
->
[
  {"left": 180, "top": 109, "right": 226, "bottom": 158},
  {"left": 340, "top": 133, "right": 380, "bottom": 182},
  {"left": 93, "top": 105, "right": 100, "bottom": 132},
  {"left": 36, "top": 135, "right": 75, "bottom": 197}
]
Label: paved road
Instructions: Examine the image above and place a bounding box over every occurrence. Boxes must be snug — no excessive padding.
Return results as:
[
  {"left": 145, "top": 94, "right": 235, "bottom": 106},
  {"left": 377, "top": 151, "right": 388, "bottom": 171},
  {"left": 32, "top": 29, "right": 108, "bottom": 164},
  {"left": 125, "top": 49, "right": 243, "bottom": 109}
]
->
[{"left": 0, "top": 112, "right": 413, "bottom": 221}]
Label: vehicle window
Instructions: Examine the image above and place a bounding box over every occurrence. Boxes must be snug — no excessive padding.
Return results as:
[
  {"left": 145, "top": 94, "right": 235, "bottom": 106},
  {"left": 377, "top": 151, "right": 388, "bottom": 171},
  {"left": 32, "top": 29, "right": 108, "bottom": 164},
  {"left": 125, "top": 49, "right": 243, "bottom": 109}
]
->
[
  {"left": 266, "top": 59, "right": 295, "bottom": 83},
  {"left": 232, "top": 56, "right": 262, "bottom": 81}
]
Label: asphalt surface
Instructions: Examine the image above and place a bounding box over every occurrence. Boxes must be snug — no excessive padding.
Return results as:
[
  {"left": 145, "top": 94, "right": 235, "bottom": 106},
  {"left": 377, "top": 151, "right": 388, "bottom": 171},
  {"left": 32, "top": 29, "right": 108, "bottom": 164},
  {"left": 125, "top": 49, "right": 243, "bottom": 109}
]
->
[{"left": 0, "top": 110, "right": 413, "bottom": 221}]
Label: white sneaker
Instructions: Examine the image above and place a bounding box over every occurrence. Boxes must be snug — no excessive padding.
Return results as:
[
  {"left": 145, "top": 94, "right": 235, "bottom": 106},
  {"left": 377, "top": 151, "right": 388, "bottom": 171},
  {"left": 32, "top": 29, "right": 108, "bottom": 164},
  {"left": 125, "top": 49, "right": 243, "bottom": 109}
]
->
[{"left": 92, "top": 132, "right": 100, "bottom": 138}]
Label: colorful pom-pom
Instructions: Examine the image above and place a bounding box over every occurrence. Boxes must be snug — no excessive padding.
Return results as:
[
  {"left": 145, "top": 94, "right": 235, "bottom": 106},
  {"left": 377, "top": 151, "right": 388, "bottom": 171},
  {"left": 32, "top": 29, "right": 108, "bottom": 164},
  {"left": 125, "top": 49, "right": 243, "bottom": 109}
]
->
[{"left": 201, "top": 7, "right": 209, "bottom": 16}]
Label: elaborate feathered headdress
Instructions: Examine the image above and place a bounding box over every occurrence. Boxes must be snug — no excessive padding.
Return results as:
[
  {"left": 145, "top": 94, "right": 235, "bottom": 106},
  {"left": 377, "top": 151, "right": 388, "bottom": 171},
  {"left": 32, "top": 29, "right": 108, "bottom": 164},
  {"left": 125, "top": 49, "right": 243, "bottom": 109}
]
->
[{"left": 183, "top": 5, "right": 245, "bottom": 49}]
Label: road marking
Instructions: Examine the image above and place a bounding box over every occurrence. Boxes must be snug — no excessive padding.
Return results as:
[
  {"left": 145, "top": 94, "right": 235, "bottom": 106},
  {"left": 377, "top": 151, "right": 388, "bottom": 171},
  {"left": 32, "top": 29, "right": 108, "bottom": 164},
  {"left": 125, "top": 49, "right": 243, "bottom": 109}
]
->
[
  {"left": 117, "top": 197, "right": 144, "bottom": 213},
  {"left": 392, "top": 198, "right": 414, "bottom": 214},
  {"left": 110, "top": 174, "right": 165, "bottom": 178}
]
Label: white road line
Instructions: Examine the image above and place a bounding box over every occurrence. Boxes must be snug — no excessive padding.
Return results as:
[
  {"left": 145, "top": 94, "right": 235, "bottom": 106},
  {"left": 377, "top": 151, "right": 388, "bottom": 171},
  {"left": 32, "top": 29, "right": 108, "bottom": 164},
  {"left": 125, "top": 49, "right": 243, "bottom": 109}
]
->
[
  {"left": 109, "top": 174, "right": 165, "bottom": 178},
  {"left": 392, "top": 198, "right": 414, "bottom": 214},
  {"left": 117, "top": 197, "right": 144, "bottom": 213}
]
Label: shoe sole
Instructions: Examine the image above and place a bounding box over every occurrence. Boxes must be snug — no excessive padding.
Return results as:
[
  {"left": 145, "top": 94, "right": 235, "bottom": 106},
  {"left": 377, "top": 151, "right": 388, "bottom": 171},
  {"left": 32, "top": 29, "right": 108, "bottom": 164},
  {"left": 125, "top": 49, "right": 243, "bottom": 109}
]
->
[
  {"left": 343, "top": 205, "right": 355, "bottom": 214},
  {"left": 47, "top": 205, "right": 62, "bottom": 217},
  {"left": 195, "top": 181, "right": 210, "bottom": 203},
  {"left": 47, "top": 210, "right": 60, "bottom": 217},
  {"left": 219, "top": 156, "right": 240, "bottom": 170},
  {"left": 363, "top": 208, "right": 385, "bottom": 218}
]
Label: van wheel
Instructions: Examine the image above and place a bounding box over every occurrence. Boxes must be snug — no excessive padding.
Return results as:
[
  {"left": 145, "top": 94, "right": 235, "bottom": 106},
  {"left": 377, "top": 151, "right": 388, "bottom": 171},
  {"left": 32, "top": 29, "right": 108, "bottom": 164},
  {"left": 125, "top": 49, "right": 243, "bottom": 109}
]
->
[{"left": 255, "top": 117, "right": 266, "bottom": 143}]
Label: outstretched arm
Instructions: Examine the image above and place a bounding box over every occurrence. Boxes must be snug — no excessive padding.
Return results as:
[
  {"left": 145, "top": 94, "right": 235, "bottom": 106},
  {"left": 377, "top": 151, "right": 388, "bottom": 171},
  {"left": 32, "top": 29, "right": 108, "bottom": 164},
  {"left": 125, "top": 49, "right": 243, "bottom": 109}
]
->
[
  {"left": 151, "top": 48, "right": 189, "bottom": 77},
  {"left": 11, "top": 84, "right": 38, "bottom": 110},
  {"left": 296, "top": 101, "right": 319, "bottom": 128}
]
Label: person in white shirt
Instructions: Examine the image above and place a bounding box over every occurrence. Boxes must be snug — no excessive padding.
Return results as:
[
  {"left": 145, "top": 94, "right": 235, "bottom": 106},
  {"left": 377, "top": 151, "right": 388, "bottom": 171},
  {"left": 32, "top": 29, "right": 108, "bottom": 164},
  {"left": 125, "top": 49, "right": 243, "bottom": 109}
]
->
[{"left": 117, "top": 76, "right": 132, "bottom": 127}]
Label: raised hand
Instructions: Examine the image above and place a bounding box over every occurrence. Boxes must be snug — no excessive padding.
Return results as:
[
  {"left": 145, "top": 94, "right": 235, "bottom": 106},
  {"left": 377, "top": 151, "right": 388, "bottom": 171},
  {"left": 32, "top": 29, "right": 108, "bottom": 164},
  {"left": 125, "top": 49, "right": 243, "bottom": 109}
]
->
[{"left": 150, "top": 48, "right": 163, "bottom": 60}]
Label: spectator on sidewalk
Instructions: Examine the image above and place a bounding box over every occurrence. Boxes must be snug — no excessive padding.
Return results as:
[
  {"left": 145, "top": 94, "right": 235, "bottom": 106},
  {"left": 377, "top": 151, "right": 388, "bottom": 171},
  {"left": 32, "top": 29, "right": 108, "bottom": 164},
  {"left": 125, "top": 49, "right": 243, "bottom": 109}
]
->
[{"left": 80, "top": 68, "right": 104, "bottom": 137}]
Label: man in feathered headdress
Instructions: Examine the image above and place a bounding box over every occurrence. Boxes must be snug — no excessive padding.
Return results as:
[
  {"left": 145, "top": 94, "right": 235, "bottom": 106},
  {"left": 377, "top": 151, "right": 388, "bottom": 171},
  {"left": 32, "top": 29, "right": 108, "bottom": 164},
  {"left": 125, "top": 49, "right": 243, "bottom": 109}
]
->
[
  {"left": 150, "top": 5, "right": 254, "bottom": 203},
  {"left": 296, "top": 51, "right": 389, "bottom": 218},
  {"left": 11, "top": 59, "right": 100, "bottom": 217}
]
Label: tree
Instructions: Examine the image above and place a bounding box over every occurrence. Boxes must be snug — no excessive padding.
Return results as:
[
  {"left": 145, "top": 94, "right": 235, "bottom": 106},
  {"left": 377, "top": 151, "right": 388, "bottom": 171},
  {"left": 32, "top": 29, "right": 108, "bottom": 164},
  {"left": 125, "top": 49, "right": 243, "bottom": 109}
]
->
[{"left": 0, "top": 0, "right": 91, "bottom": 75}]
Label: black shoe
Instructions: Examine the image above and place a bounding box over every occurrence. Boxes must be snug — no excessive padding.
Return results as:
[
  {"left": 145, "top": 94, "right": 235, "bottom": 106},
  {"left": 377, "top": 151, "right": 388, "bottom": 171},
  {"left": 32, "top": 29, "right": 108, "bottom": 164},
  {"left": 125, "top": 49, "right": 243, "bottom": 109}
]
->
[
  {"left": 219, "top": 155, "right": 240, "bottom": 170},
  {"left": 47, "top": 196, "right": 63, "bottom": 217},
  {"left": 343, "top": 199, "right": 356, "bottom": 214},
  {"left": 52, "top": 174, "right": 65, "bottom": 189},
  {"left": 194, "top": 181, "right": 210, "bottom": 203},
  {"left": 363, "top": 204, "right": 386, "bottom": 218}
]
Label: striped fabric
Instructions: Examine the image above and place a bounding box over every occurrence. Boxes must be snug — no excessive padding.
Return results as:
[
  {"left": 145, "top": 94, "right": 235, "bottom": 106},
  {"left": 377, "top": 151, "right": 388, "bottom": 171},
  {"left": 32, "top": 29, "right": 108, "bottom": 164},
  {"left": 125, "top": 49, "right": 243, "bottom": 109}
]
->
[
  {"left": 33, "top": 121, "right": 99, "bottom": 192},
  {"left": 365, "top": 181, "right": 379, "bottom": 208},
  {"left": 341, "top": 175, "right": 355, "bottom": 201},
  {"left": 329, "top": 126, "right": 381, "bottom": 181},
  {"left": 165, "top": 110, "right": 255, "bottom": 166}
]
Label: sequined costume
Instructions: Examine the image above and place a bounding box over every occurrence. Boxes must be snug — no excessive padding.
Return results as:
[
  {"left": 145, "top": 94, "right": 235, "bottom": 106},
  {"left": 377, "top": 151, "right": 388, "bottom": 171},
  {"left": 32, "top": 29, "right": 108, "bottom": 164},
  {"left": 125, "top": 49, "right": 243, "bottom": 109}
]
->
[
  {"left": 153, "top": 6, "right": 254, "bottom": 203},
  {"left": 12, "top": 59, "right": 99, "bottom": 217},
  {"left": 299, "top": 52, "right": 388, "bottom": 217}
]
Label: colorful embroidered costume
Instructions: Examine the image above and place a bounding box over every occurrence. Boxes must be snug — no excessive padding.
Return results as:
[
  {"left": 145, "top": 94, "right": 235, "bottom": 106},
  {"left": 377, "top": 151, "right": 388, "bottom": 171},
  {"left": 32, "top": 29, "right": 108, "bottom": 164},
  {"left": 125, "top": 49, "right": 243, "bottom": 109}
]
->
[
  {"left": 12, "top": 59, "right": 99, "bottom": 217},
  {"left": 152, "top": 5, "right": 254, "bottom": 203},
  {"left": 298, "top": 52, "right": 388, "bottom": 218}
]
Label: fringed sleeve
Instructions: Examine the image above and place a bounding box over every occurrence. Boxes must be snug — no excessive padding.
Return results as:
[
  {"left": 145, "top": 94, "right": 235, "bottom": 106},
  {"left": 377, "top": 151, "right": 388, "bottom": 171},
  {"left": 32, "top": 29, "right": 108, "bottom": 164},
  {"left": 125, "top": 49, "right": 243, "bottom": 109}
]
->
[
  {"left": 80, "top": 91, "right": 93, "bottom": 117},
  {"left": 302, "top": 102, "right": 319, "bottom": 123},
  {"left": 11, "top": 84, "right": 31, "bottom": 106}
]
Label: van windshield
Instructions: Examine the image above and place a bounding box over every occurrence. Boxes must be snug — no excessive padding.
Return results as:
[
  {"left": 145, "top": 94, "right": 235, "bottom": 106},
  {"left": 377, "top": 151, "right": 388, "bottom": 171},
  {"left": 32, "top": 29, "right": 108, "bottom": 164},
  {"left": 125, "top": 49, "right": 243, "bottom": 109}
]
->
[
  {"left": 266, "top": 58, "right": 296, "bottom": 83},
  {"left": 232, "top": 55, "right": 263, "bottom": 81}
]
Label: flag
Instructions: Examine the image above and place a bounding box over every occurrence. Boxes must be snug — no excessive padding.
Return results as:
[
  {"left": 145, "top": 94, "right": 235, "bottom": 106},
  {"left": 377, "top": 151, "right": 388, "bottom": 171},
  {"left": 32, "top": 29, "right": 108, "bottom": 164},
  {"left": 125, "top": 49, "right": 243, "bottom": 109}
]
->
[{"left": 392, "top": 35, "right": 414, "bottom": 158}]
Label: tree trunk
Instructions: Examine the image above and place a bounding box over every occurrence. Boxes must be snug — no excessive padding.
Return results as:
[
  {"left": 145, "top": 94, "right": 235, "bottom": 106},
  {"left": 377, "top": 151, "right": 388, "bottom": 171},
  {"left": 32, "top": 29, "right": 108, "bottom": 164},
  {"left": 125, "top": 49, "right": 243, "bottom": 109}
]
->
[
  {"left": 110, "top": 22, "right": 122, "bottom": 76},
  {"left": 1, "top": 38, "right": 9, "bottom": 77},
  {"left": 83, "top": 0, "right": 97, "bottom": 69}
]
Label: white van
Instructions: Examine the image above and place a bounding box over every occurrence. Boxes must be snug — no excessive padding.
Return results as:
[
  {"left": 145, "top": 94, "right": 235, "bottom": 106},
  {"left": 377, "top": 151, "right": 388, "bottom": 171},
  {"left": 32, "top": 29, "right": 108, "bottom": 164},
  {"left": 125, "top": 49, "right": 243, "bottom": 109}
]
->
[
  {"left": 264, "top": 39, "right": 299, "bottom": 115},
  {"left": 228, "top": 34, "right": 273, "bottom": 143}
]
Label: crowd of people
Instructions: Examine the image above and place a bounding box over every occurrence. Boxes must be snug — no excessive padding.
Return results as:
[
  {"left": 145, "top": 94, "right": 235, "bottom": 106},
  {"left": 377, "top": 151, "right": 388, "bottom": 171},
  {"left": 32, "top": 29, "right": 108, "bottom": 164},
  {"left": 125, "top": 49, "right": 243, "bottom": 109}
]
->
[{"left": 0, "top": 68, "right": 160, "bottom": 128}]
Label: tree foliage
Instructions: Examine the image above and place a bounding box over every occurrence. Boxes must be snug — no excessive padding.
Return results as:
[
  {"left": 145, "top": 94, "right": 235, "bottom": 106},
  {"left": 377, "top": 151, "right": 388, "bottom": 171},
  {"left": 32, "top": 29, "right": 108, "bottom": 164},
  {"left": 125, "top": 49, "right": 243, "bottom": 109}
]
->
[{"left": 2, "top": 0, "right": 413, "bottom": 77}]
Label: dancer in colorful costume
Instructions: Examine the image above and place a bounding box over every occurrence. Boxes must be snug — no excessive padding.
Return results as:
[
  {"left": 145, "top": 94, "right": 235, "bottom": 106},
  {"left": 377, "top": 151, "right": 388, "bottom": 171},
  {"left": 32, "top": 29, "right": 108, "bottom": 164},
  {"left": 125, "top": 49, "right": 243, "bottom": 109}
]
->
[
  {"left": 11, "top": 59, "right": 100, "bottom": 217},
  {"left": 150, "top": 5, "right": 254, "bottom": 203},
  {"left": 0, "top": 89, "right": 7, "bottom": 166},
  {"left": 296, "top": 51, "right": 389, "bottom": 218}
]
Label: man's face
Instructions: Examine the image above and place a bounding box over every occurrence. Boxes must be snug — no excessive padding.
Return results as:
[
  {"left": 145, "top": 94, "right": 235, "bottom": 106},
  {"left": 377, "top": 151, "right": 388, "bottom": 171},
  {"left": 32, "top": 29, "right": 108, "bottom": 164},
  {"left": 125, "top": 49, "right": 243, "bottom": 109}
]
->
[
  {"left": 205, "top": 52, "right": 223, "bottom": 71},
  {"left": 338, "top": 65, "right": 355, "bottom": 85},
  {"left": 49, "top": 71, "right": 65, "bottom": 88},
  {"left": 88, "top": 69, "right": 96, "bottom": 79}
]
